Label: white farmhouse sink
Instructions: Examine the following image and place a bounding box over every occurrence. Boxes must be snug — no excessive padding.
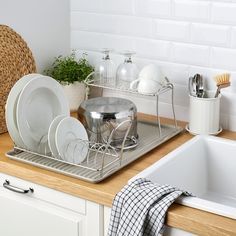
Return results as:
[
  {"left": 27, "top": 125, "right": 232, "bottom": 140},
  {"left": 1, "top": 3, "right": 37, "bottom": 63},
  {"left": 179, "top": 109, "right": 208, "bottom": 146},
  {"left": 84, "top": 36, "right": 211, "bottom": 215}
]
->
[{"left": 130, "top": 135, "right": 236, "bottom": 219}]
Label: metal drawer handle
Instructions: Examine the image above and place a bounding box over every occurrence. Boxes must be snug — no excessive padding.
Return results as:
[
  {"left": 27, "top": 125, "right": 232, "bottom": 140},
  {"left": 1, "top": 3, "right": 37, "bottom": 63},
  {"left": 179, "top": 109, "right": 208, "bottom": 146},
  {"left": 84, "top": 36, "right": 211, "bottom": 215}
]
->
[{"left": 3, "top": 180, "right": 34, "bottom": 194}]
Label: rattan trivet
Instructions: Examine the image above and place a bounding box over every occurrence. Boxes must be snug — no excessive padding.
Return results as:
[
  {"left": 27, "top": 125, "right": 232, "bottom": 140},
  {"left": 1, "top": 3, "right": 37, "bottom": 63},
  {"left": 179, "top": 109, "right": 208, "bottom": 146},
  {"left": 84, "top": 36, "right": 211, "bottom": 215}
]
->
[{"left": 0, "top": 25, "right": 36, "bottom": 133}]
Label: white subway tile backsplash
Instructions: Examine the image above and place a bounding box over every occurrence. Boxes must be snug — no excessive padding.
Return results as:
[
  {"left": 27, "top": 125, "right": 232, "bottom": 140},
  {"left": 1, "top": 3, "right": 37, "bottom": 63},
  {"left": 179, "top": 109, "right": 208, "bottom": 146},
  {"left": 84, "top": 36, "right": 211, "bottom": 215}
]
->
[
  {"left": 221, "top": 92, "right": 236, "bottom": 116},
  {"left": 211, "top": 47, "right": 236, "bottom": 70},
  {"left": 134, "top": 38, "right": 171, "bottom": 60},
  {"left": 221, "top": 113, "right": 236, "bottom": 132},
  {"left": 153, "top": 19, "right": 190, "bottom": 41},
  {"left": 71, "top": 12, "right": 118, "bottom": 33},
  {"left": 71, "top": 0, "right": 236, "bottom": 131},
  {"left": 173, "top": 0, "right": 210, "bottom": 21},
  {"left": 172, "top": 43, "right": 210, "bottom": 66},
  {"left": 135, "top": 0, "right": 171, "bottom": 18},
  {"left": 71, "top": 0, "right": 134, "bottom": 15},
  {"left": 229, "top": 72, "right": 236, "bottom": 92},
  {"left": 191, "top": 23, "right": 230, "bottom": 47},
  {"left": 159, "top": 84, "right": 189, "bottom": 107},
  {"left": 71, "top": 31, "right": 98, "bottom": 50},
  {"left": 71, "top": 13, "right": 152, "bottom": 37},
  {"left": 230, "top": 27, "right": 236, "bottom": 48},
  {"left": 71, "top": 31, "right": 135, "bottom": 51},
  {"left": 160, "top": 63, "right": 189, "bottom": 86},
  {"left": 227, "top": 115, "right": 236, "bottom": 131},
  {"left": 116, "top": 16, "right": 153, "bottom": 38},
  {"left": 211, "top": 2, "right": 236, "bottom": 25}
]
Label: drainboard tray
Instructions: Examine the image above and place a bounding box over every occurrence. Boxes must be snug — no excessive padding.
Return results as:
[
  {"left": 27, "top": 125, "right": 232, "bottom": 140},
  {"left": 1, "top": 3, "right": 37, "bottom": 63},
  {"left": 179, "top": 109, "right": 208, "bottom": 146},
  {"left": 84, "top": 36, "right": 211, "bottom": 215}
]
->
[{"left": 6, "top": 120, "right": 183, "bottom": 183}]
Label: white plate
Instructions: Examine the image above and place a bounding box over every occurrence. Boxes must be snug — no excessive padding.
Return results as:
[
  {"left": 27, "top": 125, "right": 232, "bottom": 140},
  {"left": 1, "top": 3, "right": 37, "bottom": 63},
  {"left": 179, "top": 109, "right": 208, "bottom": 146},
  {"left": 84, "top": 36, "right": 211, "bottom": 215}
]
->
[
  {"left": 5, "top": 73, "right": 43, "bottom": 148},
  {"left": 48, "top": 115, "right": 67, "bottom": 159},
  {"left": 16, "top": 76, "right": 69, "bottom": 154},
  {"left": 55, "top": 117, "right": 88, "bottom": 164}
]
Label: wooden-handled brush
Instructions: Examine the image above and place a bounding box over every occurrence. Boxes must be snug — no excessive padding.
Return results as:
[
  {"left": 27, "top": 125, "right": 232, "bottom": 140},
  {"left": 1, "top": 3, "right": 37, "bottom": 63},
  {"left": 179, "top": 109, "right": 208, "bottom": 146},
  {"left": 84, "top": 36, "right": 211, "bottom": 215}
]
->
[{"left": 214, "top": 73, "right": 231, "bottom": 98}]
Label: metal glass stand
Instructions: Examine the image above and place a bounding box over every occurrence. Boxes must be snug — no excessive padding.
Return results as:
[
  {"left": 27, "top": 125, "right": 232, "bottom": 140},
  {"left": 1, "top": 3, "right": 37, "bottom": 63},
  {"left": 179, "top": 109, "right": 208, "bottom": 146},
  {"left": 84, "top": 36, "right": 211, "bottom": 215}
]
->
[
  {"left": 6, "top": 73, "right": 183, "bottom": 183},
  {"left": 85, "top": 72, "right": 180, "bottom": 137}
]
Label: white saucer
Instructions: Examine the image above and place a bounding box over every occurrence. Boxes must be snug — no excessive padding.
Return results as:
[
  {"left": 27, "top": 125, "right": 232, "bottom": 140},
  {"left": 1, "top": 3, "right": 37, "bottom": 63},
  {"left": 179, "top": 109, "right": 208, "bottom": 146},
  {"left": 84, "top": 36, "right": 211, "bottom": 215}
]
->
[
  {"left": 48, "top": 115, "right": 67, "bottom": 159},
  {"left": 185, "top": 125, "right": 223, "bottom": 136},
  {"left": 55, "top": 117, "right": 89, "bottom": 164}
]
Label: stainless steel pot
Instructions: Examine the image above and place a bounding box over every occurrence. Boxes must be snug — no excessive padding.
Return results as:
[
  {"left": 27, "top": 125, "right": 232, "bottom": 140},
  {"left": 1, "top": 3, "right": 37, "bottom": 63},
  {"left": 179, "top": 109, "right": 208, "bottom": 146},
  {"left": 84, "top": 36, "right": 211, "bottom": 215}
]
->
[{"left": 78, "top": 97, "right": 138, "bottom": 148}]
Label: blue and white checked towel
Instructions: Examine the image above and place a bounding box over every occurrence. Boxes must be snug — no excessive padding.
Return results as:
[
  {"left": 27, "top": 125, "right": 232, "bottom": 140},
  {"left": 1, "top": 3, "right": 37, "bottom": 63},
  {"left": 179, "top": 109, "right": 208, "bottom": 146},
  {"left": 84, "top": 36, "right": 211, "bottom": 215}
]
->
[{"left": 108, "top": 178, "right": 191, "bottom": 236}]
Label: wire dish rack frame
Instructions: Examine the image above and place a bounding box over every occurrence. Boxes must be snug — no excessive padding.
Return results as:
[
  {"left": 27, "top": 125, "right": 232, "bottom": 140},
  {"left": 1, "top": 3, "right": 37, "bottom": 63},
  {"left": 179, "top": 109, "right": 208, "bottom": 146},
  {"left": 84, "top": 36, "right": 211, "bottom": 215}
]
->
[
  {"left": 7, "top": 120, "right": 183, "bottom": 183},
  {"left": 6, "top": 73, "right": 183, "bottom": 183}
]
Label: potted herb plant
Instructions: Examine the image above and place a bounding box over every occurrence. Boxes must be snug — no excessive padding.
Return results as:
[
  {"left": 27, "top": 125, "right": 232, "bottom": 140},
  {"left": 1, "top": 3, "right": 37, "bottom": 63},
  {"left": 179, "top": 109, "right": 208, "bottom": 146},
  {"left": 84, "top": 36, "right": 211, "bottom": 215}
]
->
[{"left": 45, "top": 52, "right": 94, "bottom": 111}]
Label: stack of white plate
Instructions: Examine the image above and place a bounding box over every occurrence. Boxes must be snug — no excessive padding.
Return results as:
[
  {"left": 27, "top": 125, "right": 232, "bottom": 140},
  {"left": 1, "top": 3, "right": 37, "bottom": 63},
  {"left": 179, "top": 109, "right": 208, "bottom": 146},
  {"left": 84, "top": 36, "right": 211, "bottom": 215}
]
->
[{"left": 6, "top": 73, "right": 88, "bottom": 164}]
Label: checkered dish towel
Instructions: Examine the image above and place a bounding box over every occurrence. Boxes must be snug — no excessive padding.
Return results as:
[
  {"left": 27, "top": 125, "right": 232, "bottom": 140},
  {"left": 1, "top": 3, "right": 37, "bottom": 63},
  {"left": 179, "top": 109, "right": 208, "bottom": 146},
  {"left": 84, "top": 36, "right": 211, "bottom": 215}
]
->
[{"left": 108, "top": 178, "right": 191, "bottom": 236}]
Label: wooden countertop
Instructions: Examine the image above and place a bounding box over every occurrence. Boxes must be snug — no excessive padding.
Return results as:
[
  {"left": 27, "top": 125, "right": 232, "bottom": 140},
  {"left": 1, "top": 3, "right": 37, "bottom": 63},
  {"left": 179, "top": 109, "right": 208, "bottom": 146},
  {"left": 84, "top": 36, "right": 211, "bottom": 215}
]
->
[{"left": 0, "top": 114, "right": 236, "bottom": 235}]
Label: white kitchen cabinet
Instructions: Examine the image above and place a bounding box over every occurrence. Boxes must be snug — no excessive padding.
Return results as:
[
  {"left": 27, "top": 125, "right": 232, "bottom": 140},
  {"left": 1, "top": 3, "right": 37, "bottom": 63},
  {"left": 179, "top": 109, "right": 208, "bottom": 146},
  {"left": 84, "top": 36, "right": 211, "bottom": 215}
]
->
[
  {"left": 0, "top": 173, "right": 196, "bottom": 236},
  {"left": 0, "top": 173, "right": 103, "bottom": 236}
]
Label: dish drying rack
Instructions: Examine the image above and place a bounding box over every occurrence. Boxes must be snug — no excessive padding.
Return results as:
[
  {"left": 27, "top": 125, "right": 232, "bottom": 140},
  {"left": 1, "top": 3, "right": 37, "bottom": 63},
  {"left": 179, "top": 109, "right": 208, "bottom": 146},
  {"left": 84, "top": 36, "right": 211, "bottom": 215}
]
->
[
  {"left": 7, "top": 120, "right": 182, "bottom": 183},
  {"left": 6, "top": 73, "right": 183, "bottom": 183},
  {"left": 7, "top": 120, "right": 130, "bottom": 180}
]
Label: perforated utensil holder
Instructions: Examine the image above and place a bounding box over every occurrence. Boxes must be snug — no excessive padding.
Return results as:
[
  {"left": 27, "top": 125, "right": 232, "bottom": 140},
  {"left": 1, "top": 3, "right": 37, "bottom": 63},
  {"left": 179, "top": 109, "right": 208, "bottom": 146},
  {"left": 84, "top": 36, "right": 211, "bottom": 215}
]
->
[{"left": 189, "top": 92, "right": 221, "bottom": 135}]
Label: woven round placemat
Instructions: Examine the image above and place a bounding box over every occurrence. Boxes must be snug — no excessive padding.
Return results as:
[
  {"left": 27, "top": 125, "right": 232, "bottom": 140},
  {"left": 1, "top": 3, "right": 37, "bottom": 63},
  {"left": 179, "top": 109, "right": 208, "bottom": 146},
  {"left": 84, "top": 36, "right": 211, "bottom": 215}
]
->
[{"left": 0, "top": 25, "right": 36, "bottom": 134}]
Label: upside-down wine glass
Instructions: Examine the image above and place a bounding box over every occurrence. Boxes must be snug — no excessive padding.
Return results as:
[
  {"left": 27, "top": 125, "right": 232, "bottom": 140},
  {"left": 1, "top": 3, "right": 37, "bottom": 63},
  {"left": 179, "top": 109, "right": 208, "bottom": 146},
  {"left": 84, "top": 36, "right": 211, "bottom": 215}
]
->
[
  {"left": 116, "top": 51, "right": 139, "bottom": 89},
  {"left": 95, "top": 49, "right": 115, "bottom": 86}
]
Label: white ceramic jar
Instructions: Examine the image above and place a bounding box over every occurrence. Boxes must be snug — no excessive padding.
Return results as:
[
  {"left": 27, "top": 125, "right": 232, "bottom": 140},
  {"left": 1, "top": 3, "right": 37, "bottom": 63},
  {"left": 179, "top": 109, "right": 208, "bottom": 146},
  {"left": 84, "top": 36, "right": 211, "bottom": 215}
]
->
[
  {"left": 188, "top": 92, "right": 221, "bottom": 135},
  {"left": 62, "top": 82, "right": 86, "bottom": 111}
]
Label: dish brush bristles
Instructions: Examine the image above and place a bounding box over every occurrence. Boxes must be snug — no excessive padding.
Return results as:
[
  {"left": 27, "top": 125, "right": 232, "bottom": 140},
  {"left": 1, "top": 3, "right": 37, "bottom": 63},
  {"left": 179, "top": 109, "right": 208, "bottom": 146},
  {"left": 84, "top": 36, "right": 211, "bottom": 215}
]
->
[
  {"left": 214, "top": 73, "right": 231, "bottom": 86},
  {"left": 213, "top": 73, "right": 231, "bottom": 98}
]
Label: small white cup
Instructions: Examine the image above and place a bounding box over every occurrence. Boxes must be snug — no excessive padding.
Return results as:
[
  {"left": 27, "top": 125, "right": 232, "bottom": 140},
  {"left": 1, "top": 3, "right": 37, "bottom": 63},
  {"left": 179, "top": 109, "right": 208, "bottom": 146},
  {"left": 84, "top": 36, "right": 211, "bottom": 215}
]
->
[
  {"left": 130, "top": 78, "right": 162, "bottom": 94},
  {"left": 138, "top": 64, "right": 166, "bottom": 84},
  {"left": 189, "top": 92, "right": 221, "bottom": 135},
  {"left": 130, "top": 64, "right": 167, "bottom": 94}
]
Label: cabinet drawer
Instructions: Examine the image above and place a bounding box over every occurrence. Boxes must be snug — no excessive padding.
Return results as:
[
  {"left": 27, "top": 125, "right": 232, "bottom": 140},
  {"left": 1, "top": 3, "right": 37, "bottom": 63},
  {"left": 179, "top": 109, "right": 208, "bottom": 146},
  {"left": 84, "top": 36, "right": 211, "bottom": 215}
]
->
[
  {"left": 0, "top": 173, "right": 86, "bottom": 214},
  {"left": 0, "top": 188, "right": 84, "bottom": 236}
]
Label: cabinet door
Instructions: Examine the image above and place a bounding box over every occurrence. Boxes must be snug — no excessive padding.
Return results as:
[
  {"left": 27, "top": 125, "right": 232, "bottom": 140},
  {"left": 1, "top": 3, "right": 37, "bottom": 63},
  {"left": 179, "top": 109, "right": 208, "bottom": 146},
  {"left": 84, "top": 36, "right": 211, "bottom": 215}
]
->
[
  {"left": 0, "top": 188, "right": 84, "bottom": 236},
  {"left": 86, "top": 201, "right": 104, "bottom": 236},
  {"left": 104, "top": 206, "right": 111, "bottom": 236}
]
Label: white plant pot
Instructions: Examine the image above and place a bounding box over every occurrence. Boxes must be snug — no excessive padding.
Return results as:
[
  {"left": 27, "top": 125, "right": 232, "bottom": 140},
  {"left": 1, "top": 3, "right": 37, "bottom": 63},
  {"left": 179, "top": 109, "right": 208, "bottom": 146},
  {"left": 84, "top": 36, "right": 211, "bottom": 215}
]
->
[{"left": 62, "top": 82, "right": 86, "bottom": 111}]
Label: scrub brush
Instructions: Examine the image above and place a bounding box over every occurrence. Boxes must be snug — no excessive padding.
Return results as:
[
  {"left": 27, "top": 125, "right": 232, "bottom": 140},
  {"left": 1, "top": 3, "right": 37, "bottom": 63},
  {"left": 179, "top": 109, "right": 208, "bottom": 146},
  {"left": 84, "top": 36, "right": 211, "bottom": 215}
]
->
[{"left": 214, "top": 73, "right": 231, "bottom": 98}]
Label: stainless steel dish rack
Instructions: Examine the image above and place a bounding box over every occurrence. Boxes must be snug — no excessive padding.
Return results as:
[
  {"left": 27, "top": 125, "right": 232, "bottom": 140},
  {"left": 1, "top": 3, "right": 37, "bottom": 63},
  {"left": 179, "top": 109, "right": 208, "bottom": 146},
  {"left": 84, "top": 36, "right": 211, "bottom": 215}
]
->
[
  {"left": 6, "top": 120, "right": 182, "bottom": 183},
  {"left": 6, "top": 73, "right": 183, "bottom": 183}
]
